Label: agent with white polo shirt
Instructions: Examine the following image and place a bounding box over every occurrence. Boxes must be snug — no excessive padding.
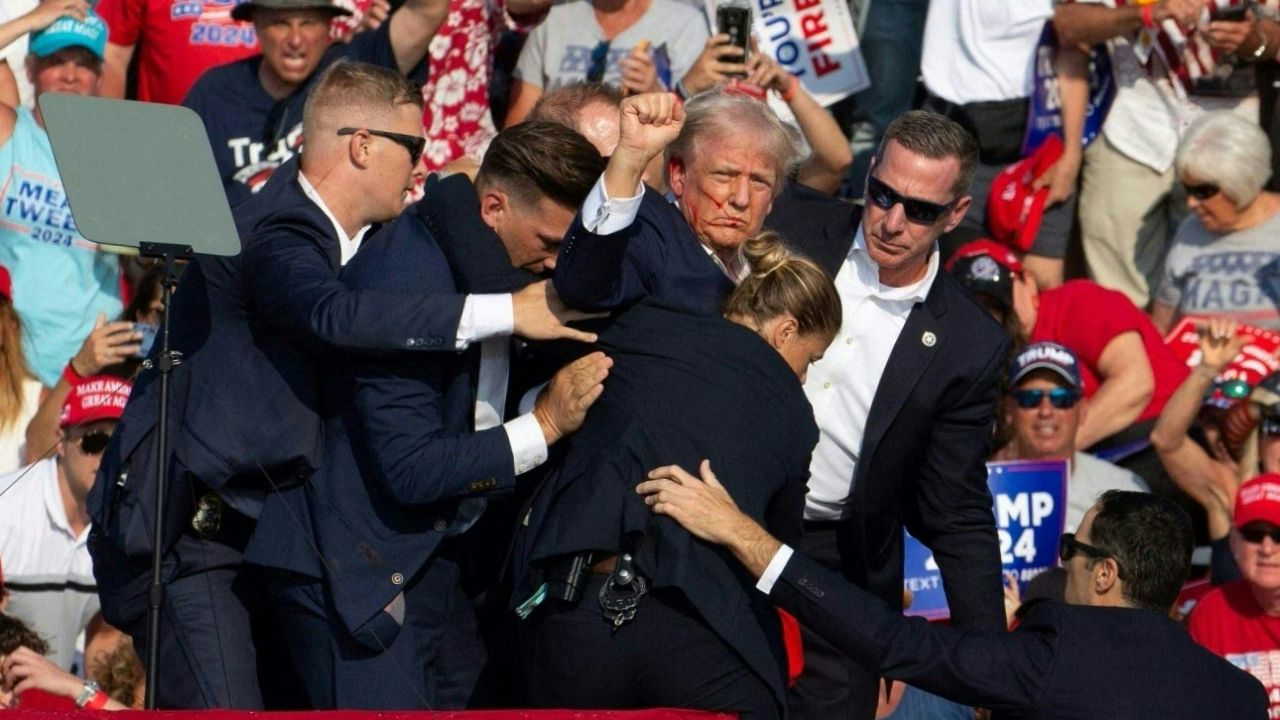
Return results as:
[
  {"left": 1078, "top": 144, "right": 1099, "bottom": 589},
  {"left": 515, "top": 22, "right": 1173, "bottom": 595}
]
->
[{"left": 0, "top": 375, "right": 130, "bottom": 671}]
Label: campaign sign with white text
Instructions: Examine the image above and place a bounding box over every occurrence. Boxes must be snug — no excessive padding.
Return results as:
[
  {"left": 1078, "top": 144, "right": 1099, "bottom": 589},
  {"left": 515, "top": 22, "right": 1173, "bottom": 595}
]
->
[
  {"left": 903, "top": 459, "right": 1068, "bottom": 621},
  {"left": 1164, "top": 317, "right": 1280, "bottom": 388},
  {"left": 703, "top": 0, "right": 869, "bottom": 109}
]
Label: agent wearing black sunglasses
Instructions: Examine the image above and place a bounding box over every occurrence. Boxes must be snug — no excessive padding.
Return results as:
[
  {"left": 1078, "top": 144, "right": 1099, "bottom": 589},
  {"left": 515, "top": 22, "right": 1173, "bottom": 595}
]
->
[
  {"left": 860, "top": 128, "right": 971, "bottom": 287},
  {"left": 0, "top": 375, "right": 131, "bottom": 671},
  {"left": 636, "top": 468, "right": 1267, "bottom": 716}
]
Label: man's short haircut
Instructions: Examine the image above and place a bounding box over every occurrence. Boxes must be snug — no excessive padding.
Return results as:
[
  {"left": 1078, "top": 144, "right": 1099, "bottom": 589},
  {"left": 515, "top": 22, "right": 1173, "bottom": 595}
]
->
[
  {"left": 0, "top": 613, "right": 50, "bottom": 656},
  {"left": 1176, "top": 110, "right": 1273, "bottom": 208},
  {"left": 302, "top": 60, "right": 424, "bottom": 134},
  {"left": 527, "top": 81, "right": 623, "bottom": 128},
  {"left": 666, "top": 87, "right": 807, "bottom": 195},
  {"left": 476, "top": 121, "right": 606, "bottom": 210},
  {"left": 875, "top": 110, "right": 978, "bottom": 199},
  {"left": 1088, "top": 490, "right": 1194, "bottom": 612}
]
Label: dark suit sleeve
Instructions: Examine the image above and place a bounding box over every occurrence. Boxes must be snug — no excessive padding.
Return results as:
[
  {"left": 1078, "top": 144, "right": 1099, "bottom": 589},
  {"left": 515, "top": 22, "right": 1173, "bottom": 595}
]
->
[
  {"left": 349, "top": 356, "right": 518, "bottom": 506},
  {"left": 553, "top": 194, "right": 668, "bottom": 312},
  {"left": 765, "top": 474, "right": 808, "bottom": 547},
  {"left": 771, "top": 551, "right": 1053, "bottom": 712},
  {"left": 240, "top": 216, "right": 466, "bottom": 353},
  {"left": 905, "top": 337, "right": 1009, "bottom": 632}
]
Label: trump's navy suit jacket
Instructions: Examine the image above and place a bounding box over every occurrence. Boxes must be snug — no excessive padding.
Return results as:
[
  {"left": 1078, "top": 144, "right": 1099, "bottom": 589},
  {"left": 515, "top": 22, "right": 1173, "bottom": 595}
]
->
[
  {"left": 245, "top": 184, "right": 518, "bottom": 642},
  {"left": 771, "top": 551, "right": 1268, "bottom": 719},
  {"left": 553, "top": 187, "right": 734, "bottom": 316},
  {"left": 549, "top": 182, "right": 1007, "bottom": 631},
  {"left": 515, "top": 300, "right": 817, "bottom": 715},
  {"left": 88, "top": 159, "right": 466, "bottom": 626}
]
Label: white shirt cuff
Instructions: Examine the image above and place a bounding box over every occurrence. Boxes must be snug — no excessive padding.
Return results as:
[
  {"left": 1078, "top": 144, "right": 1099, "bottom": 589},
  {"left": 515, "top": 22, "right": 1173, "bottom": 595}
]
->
[
  {"left": 755, "top": 544, "right": 795, "bottom": 594},
  {"left": 456, "top": 294, "right": 515, "bottom": 350},
  {"left": 581, "top": 174, "right": 644, "bottom": 235},
  {"left": 504, "top": 412, "right": 549, "bottom": 475}
]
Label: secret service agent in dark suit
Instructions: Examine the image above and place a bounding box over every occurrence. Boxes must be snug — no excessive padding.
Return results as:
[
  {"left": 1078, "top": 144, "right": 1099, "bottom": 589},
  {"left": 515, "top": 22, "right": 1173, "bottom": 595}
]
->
[
  {"left": 244, "top": 121, "right": 609, "bottom": 709},
  {"left": 637, "top": 478, "right": 1270, "bottom": 720},
  {"left": 86, "top": 157, "right": 462, "bottom": 709},
  {"left": 514, "top": 300, "right": 820, "bottom": 719},
  {"left": 551, "top": 98, "right": 1006, "bottom": 718},
  {"left": 87, "top": 66, "right": 590, "bottom": 709}
]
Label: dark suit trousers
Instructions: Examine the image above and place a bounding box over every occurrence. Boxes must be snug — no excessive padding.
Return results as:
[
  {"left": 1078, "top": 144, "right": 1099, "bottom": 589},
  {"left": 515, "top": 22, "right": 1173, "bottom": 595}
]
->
[
  {"left": 262, "top": 553, "right": 485, "bottom": 710},
  {"left": 788, "top": 524, "right": 879, "bottom": 720},
  {"left": 127, "top": 533, "right": 302, "bottom": 709},
  {"left": 520, "top": 574, "right": 778, "bottom": 719}
]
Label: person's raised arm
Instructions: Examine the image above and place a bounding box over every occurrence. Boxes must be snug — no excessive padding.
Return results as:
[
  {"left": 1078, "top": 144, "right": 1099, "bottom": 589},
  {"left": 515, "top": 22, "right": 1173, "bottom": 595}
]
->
[
  {"left": 1075, "top": 331, "right": 1155, "bottom": 449},
  {"left": 25, "top": 313, "right": 140, "bottom": 463},
  {"left": 1054, "top": 0, "right": 1202, "bottom": 48},
  {"left": 1150, "top": 317, "right": 1249, "bottom": 540},
  {"left": 99, "top": 42, "right": 135, "bottom": 99},
  {"left": 386, "top": 0, "right": 449, "bottom": 75},
  {"left": 746, "top": 45, "right": 850, "bottom": 195},
  {"left": 553, "top": 92, "right": 684, "bottom": 311},
  {"left": 606, "top": 91, "right": 684, "bottom": 198}
]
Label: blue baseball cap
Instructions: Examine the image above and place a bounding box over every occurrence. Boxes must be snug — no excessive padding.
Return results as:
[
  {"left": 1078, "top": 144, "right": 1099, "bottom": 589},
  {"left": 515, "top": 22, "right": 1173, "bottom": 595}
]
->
[
  {"left": 29, "top": 11, "right": 108, "bottom": 60},
  {"left": 1009, "top": 341, "right": 1082, "bottom": 390}
]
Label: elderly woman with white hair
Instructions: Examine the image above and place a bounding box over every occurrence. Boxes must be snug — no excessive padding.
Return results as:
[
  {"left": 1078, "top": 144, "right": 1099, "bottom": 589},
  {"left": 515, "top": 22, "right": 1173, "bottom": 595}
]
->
[{"left": 1152, "top": 111, "right": 1280, "bottom": 332}]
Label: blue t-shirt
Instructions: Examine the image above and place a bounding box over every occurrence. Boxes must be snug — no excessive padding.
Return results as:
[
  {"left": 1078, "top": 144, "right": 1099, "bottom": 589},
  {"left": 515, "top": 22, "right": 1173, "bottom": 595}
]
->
[
  {"left": 0, "top": 107, "right": 122, "bottom": 386},
  {"left": 183, "top": 23, "right": 425, "bottom": 207}
]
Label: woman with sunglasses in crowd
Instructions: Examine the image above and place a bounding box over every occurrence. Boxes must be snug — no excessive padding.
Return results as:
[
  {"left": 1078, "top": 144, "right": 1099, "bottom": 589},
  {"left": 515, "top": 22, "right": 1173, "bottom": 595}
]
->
[
  {"left": 1151, "top": 317, "right": 1280, "bottom": 584},
  {"left": 1151, "top": 111, "right": 1280, "bottom": 334}
]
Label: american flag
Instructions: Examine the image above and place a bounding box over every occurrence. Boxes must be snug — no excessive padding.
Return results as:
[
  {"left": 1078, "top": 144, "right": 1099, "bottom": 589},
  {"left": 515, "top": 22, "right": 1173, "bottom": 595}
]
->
[{"left": 1104, "top": 0, "right": 1279, "bottom": 98}]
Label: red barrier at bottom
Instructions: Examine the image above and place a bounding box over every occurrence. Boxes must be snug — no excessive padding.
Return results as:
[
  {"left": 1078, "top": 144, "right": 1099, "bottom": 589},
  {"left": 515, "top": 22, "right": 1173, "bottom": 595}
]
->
[{"left": 9, "top": 709, "right": 735, "bottom": 719}]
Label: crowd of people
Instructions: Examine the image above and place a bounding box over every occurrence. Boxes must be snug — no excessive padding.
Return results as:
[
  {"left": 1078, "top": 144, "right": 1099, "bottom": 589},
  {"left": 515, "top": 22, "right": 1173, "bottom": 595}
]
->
[{"left": 0, "top": 0, "right": 1279, "bottom": 718}]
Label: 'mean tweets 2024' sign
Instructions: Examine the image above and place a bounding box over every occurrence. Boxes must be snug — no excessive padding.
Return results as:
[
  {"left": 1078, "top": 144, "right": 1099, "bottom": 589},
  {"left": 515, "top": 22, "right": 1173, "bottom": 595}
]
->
[{"left": 903, "top": 459, "right": 1068, "bottom": 621}]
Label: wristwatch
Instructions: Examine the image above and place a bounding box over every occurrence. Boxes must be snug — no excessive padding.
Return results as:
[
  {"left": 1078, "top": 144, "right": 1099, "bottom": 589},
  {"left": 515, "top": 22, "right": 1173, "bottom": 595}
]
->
[{"left": 74, "top": 680, "right": 103, "bottom": 709}]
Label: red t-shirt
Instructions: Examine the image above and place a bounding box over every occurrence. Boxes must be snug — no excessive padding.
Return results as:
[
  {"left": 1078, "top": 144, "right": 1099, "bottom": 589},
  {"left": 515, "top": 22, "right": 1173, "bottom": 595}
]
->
[
  {"left": 1031, "top": 280, "right": 1189, "bottom": 423},
  {"left": 1188, "top": 581, "right": 1280, "bottom": 715},
  {"left": 97, "top": 0, "right": 259, "bottom": 105}
]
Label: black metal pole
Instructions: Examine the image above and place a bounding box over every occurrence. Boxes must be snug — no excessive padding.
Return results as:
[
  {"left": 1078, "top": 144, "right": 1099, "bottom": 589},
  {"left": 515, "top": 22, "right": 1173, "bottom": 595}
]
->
[{"left": 141, "top": 244, "right": 189, "bottom": 710}]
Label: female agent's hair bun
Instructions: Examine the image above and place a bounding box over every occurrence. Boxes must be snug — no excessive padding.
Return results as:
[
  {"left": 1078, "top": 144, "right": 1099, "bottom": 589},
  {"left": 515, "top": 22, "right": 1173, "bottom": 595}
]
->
[{"left": 724, "top": 231, "right": 841, "bottom": 340}]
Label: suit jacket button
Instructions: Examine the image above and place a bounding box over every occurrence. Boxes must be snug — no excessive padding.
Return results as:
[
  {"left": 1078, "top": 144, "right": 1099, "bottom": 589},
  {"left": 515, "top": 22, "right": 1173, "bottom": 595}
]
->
[
  {"left": 433, "top": 519, "right": 448, "bottom": 532},
  {"left": 405, "top": 338, "right": 417, "bottom": 347},
  {"left": 391, "top": 572, "right": 404, "bottom": 585}
]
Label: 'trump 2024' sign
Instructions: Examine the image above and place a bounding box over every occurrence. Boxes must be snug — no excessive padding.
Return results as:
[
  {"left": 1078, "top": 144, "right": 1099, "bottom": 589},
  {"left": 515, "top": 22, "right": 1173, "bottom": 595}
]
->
[{"left": 903, "top": 459, "right": 1068, "bottom": 621}]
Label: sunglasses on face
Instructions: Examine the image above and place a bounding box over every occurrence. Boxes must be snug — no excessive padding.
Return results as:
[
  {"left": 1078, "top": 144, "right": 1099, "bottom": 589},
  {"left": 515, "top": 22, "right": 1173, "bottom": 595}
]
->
[
  {"left": 336, "top": 127, "right": 425, "bottom": 166},
  {"left": 1058, "top": 532, "right": 1118, "bottom": 571},
  {"left": 74, "top": 430, "right": 111, "bottom": 455},
  {"left": 1183, "top": 182, "right": 1221, "bottom": 201},
  {"left": 1012, "top": 387, "right": 1080, "bottom": 410},
  {"left": 865, "top": 175, "right": 958, "bottom": 225},
  {"left": 1239, "top": 524, "right": 1280, "bottom": 544},
  {"left": 586, "top": 40, "right": 612, "bottom": 83}
]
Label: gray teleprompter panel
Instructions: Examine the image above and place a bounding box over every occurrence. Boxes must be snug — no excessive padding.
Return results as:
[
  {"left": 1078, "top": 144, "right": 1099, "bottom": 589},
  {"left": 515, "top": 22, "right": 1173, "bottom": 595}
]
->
[{"left": 39, "top": 92, "right": 239, "bottom": 257}]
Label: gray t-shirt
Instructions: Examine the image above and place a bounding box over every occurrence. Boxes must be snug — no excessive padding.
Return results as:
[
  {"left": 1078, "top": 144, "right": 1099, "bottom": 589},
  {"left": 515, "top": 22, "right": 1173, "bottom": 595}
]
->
[
  {"left": 1155, "top": 209, "right": 1280, "bottom": 330},
  {"left": 514, "top": 0, "right": 709, "bottom": 92},
  {"left": 1068, "top": 452, "right": 1149, "bottom": 532}
]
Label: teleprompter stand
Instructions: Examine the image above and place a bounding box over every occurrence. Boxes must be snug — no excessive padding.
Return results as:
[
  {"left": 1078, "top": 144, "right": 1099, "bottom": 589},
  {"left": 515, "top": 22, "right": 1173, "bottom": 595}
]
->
[{"left": 40, "top": 93, "right": 239, "bottom": 709}]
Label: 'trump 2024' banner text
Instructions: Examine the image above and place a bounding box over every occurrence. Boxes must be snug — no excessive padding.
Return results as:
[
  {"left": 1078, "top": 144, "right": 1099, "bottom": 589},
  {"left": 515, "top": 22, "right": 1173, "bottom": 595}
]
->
[{"left": 903, "top": 459, "right": 1068, "bottom": 621}]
